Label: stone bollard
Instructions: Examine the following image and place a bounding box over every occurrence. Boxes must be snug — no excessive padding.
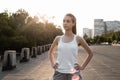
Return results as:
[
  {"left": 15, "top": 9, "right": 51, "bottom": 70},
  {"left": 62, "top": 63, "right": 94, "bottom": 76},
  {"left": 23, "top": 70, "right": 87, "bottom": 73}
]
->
[
  {"left": 31, "top": 47, "right": 37, "bottom": 58},
  {"left": 45, "top": 45, "right": 47, "bottom": 51},
  {"left": 44, "top": 45, "right": 46, "bottom": 52},
  {"left": 42, "top": 46, "right": 44, "bottom": 53},
  {"left": 43, "top": 45, "right": 46, "bottom": 52},
  {"left": 20, "top": 48, "right": 30, "bottom": 62},
  {"left": 46, "top": 45, "right": 49, "bottom": 51},
  {"left": 40, "top": 46, "right": 42, "bottom": 54},
  {"left": 48, "top": 44, "right": 51, "bottom": 50},
  {"left": 47, "top": 45, "right": 49, "bottom": 51},
  {"left": 2, "top": 50, "right": 16, "bottom": 71},
  {"left": 46, "top": 45, "right": 48, "bottom": 51},
  {"left": 38, "top": 46, "right": 43, "bottom": 55}
]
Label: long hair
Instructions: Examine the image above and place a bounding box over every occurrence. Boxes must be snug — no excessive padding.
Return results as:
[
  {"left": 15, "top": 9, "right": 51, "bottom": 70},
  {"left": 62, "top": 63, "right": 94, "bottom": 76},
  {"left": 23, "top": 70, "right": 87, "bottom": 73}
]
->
[{"left": 65, "top": 13, "right": 77, "bottom": 34}]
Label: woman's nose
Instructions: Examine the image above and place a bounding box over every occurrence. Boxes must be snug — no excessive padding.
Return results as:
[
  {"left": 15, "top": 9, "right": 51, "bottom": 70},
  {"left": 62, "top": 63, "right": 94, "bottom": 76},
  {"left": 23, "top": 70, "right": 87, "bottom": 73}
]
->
[{"left": 63, "top": 21, "right": 67, "bottom": 25}]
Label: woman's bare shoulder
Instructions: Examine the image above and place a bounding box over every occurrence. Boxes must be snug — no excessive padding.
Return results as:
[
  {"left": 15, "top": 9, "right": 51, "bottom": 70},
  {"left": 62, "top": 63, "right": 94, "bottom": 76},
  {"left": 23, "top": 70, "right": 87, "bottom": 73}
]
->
[
  {"left": 76, "top": 35, "right": 83, "bottom": 40},
  {"left": 54, "top": 35, "right": 62, "bottom": 42}
]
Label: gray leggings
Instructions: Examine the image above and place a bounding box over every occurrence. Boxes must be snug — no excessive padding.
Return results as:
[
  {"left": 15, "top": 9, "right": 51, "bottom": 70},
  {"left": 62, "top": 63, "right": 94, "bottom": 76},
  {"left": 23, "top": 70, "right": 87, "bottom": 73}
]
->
[{"left": 53, "top": 71, "right": 82, "bottom": 80}]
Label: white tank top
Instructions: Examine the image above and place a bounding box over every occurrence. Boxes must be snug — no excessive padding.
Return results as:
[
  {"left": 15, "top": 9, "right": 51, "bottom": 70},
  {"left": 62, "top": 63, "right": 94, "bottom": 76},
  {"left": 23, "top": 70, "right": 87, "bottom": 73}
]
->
[{"left": 56, "top": 35, "right": 79, "bottom": 73}]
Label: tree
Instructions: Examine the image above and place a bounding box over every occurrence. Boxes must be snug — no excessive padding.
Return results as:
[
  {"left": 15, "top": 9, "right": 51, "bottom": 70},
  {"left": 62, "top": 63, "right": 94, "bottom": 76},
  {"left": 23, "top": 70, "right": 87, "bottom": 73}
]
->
[
  {"left": 0, "top": 9, "right": 63, "bottom": 55},
  {"left": 83, "top": 34, "right": 92, "bottom": 44},
  {"left": 111, "top": 32, "right": 118, "bottom": 42},
  {"left": 12, "top": 9, "right": 29, "bottom": 28}
]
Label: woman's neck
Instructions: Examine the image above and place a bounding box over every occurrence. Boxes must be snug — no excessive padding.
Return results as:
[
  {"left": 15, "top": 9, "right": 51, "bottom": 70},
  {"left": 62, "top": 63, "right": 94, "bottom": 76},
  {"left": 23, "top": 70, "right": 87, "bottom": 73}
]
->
[{"left": 64, "top": 30, "right": 74, "bottom": 36}]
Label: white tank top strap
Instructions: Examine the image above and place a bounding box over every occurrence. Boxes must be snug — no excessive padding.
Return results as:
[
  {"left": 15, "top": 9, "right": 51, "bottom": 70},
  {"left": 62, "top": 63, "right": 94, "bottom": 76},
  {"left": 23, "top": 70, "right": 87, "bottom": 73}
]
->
[
  {"left": 73, "top": 35, "right": 77, "bottom": 43},
  {"left": 73, "top": 35, "right": 76, "bottom": 40},
  {"left": 59, "top": 35, "right": 63, "bottom": 43}
]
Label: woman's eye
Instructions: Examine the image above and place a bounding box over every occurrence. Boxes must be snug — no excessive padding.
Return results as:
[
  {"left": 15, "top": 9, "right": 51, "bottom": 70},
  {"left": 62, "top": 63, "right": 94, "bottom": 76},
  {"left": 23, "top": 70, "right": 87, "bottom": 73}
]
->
[
  {"left": 63, "top": 20, "right": 70, "bottom": 23},
  {"left": 67, "top": 20, "right": 70, "bottom": 23}
]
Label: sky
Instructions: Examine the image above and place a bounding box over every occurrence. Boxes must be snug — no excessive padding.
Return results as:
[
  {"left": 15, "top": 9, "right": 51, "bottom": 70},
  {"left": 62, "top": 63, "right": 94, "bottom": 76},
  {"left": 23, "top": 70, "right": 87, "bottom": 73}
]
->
[{"left": 0, "top": 0, "right": 120, "bottom": 36}]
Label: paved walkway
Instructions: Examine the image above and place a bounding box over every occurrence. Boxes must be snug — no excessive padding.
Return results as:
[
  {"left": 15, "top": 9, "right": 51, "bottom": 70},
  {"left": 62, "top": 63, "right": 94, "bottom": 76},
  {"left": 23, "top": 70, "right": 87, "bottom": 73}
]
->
[
  {"left": 0, "top": 52, "right": 54, "bottom": 80},
  {"left": 0, "top": 45, "right": 120, "bottom": 80}
]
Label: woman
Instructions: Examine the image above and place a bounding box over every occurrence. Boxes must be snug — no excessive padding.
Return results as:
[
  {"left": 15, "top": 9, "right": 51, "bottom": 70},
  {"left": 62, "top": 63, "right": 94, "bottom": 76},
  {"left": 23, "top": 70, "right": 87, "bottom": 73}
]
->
[{"left": 49, "top": 13, "right": 93, "bottom": 80}]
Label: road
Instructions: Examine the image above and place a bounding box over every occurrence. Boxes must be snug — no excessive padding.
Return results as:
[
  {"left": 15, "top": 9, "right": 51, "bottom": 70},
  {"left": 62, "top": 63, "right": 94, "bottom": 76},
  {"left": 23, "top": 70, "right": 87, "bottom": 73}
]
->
[
  {"left": 0, "top": 45, "right": 120, "bottom": 80},
  {"left": 80, "top": 45, "right": 120, "bottom": 80}
]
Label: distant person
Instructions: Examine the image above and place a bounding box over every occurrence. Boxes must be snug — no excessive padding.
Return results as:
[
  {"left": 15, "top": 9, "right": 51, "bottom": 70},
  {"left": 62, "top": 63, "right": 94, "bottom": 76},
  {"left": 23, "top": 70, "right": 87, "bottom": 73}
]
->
[{"left": 49, "top": 13, "right": 93, "bottom": 80}]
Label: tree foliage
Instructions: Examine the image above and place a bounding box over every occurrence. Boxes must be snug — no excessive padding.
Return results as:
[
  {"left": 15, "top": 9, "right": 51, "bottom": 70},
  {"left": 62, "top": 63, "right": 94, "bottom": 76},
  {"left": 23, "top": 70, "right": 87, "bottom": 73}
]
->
[
  {"left": 0, "top": 9, "right": 63, "bottom": 55},
  {"left": 92, "top": 31, "right": 120, "bottom": 44}
]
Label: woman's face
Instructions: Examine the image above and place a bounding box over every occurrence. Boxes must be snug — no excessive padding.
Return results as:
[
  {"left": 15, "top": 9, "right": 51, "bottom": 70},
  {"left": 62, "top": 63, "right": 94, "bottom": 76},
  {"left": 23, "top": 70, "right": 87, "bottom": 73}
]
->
[{"left": 63, "top": 16, "right": 74, "bottom": 31}]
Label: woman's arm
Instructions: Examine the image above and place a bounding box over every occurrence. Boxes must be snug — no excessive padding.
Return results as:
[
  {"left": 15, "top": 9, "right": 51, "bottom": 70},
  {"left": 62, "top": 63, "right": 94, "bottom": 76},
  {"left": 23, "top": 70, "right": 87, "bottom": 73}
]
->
[
  {"left": 77, "top": 36, "right": 93, "bottom": 70},
  {"left": 49, "top": 36, "right": 60, "bottom": 69}
]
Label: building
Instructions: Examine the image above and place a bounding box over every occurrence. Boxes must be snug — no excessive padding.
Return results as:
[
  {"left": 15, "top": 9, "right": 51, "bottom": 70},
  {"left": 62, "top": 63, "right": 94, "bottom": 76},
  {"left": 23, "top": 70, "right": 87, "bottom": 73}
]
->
[
  {"left": 94, "top": 19, "right": 106, "bottom": 36},
  {"left": 83, "top": 28, "right": 93, "bottom": 38},
  {"left": 94, "top": 19, "right": 120, "bottom": 36},
  {"left": 105, "top": 21, "right": 120, "bottom": 32}
]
